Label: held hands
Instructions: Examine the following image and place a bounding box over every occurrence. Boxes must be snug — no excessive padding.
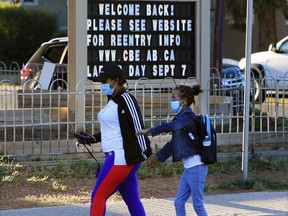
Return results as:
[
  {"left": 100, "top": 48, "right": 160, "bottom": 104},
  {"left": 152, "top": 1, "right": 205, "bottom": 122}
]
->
[
  {"left": 135, "top": 129, "right": 149, "bottom": 136},
  {"left": 146, "top": 154, "right": 159, "bottom": 167},
  {"left": 135, "top": 130, "right": 158, "bottom": 167},
  {"left": 135, "top": 129, "right": 157, "bottom": 167}
]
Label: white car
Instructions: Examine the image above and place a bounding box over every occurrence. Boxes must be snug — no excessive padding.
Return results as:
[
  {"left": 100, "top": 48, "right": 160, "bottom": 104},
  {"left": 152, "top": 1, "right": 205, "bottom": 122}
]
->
[{"left": 239, "top": 36, "right": 288, "bottom": 102}]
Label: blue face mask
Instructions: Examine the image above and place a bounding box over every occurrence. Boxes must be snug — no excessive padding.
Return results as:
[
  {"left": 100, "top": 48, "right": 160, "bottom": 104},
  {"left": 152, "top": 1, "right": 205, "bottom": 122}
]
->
[
  {"left": 100, "top": 81, "right": 116, "bottom": 96},
  {"left": 170, "top": 100, "right": 182, "bottom": 113}
]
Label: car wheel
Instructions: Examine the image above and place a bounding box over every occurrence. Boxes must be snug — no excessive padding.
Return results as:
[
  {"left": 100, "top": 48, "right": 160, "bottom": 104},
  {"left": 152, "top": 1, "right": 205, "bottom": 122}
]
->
[{"left": 250, "top": 71, "right": 266, "bottom": 103}]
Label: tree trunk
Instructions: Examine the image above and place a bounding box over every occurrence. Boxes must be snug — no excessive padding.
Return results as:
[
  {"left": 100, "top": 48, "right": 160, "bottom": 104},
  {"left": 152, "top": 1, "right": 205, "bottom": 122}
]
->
[
  {"left": 258, "top": 9, "right": 276, "bottom": 51},
  {"left": 210, "top": 0, "right": 224, "bottom": 72},
  {"left": 210, "top": 0, "right": 217, "bottom": 67},
  {"left": 213, "top": 0, "right": 225, "bottom": 71}
]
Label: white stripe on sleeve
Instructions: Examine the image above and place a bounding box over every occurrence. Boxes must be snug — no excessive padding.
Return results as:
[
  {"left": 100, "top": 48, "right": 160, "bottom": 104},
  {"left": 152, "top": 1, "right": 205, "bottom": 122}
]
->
[{"left": 121, "top": 93, "right": 147, "bottom": 152}]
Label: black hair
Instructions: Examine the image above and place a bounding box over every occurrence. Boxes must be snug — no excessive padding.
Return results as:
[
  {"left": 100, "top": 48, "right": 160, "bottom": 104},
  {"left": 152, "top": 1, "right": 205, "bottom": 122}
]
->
[
  {"left": 117, "top": 78, "right": 126, "bottom": 86},
  {"left": 174, "top": 85, "right": 203, "bottom": 106}
]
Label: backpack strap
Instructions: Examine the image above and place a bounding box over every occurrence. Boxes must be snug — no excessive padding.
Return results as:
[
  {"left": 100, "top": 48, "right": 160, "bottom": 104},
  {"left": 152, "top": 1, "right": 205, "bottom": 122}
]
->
[{"left": 203, "top": 115, "right": 211, "bottom": 140}]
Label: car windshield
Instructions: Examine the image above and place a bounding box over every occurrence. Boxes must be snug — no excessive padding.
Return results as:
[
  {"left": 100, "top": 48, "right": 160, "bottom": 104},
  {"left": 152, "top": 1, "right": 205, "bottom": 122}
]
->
[
  {"left": 222, "top": 67, "right": 242, "bottom": 78},
  {"left": 279, "top": 39, "right": 288, "bottom": 53}
]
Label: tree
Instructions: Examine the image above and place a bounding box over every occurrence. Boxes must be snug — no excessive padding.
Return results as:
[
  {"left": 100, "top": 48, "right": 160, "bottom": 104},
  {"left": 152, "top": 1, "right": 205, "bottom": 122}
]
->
[{"left": 226, "top": 0, "right": 288, "bottom": 51}]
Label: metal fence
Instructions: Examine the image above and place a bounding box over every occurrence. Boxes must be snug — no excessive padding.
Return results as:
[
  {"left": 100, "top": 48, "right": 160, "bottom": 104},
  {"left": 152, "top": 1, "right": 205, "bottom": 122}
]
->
[{"left": 0, "top": 62, "right": 287, "bottom": 160}]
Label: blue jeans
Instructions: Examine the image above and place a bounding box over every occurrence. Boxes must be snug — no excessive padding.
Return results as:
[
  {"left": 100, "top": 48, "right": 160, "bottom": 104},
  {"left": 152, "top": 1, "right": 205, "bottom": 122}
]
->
[{"left": 174, "top": 164, "right": 208, "bottom": 216}]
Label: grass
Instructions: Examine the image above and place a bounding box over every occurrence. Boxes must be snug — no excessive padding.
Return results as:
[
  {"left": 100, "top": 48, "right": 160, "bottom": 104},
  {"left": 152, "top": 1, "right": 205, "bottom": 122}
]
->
[
  {"left": 0, "top": 156, "right": 287, "bottom": 210},
  {"left": 137, "top": 161, "right": 183, "bottom": 179},
  {"left": 205, "top": 155, "right": 288, "bottom": 192},
  {"left": 1, "top": 156, "right": 288, "bottom": 202},
  {"left": 206, "top": 176, "right": 288, "bottom": 192}
]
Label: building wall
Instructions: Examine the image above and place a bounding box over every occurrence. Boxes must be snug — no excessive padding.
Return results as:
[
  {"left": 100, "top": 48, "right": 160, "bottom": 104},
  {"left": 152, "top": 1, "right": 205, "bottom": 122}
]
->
[
  {"left": 275, "top": 10, "right": 288, "bottom": 40},
  {"left": 37, "top": 0, "right": 67, "bottom": 30}
]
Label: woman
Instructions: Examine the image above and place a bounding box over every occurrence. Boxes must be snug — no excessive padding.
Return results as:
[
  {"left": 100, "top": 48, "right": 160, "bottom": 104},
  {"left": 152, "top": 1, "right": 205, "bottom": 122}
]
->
[
  {"left": 136, "top": 85, "right": 208, "bottom": 216},
  {"left": 90, "top": 63, "right": 152, "bottom": 216}
]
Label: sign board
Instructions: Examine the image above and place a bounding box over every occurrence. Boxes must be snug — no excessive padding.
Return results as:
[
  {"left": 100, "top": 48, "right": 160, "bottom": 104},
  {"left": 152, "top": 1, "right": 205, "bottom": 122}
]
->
[{"left": 87, "top": 1, "right": 196, "bottom": 80}]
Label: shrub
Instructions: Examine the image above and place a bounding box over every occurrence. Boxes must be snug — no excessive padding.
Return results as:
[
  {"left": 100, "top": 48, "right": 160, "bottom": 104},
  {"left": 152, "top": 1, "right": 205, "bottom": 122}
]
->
[{"left": 0, "top": 2, "right": 58, "bottom": 64}]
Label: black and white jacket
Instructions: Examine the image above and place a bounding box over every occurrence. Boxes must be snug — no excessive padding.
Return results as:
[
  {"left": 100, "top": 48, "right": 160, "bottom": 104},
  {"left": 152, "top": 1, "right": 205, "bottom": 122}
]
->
[{"left": 95, "top": 89, "right": 152, "bottom": 165}]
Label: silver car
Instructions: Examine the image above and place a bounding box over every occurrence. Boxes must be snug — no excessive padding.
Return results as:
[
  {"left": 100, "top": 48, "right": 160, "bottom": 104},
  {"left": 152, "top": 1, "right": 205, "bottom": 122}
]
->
[{"left": 20, "top": 37, "right": 68, "bottom": 90}]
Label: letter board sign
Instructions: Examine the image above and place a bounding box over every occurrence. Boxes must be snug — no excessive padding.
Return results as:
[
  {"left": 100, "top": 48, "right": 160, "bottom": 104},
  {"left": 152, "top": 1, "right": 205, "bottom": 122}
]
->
[{"left": 87, "top": 1, "right": 196, "bottom": 80}]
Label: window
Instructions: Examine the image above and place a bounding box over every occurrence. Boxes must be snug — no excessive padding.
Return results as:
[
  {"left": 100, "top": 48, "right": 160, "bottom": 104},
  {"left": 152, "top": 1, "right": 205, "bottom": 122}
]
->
[{"left": 42, "top": 45, "right": 66, "bottom": 64}]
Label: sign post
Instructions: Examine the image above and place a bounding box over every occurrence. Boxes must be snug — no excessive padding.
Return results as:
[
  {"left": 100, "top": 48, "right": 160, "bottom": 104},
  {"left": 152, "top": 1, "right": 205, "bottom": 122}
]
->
[{"left": 242, "top": 0, "right": 253, "bottom": 182}]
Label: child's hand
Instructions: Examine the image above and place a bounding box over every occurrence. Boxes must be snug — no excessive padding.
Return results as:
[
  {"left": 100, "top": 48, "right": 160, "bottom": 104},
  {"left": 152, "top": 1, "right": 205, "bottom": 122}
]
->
[
  {"left": 135, "top": 129, "right": 149, "bottom": 136},
  {"left": 147, "top": 154, "right": 159, "bottom": 167}
]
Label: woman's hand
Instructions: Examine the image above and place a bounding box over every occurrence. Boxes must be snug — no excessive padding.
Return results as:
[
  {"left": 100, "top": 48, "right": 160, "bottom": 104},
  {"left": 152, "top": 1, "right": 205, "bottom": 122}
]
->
[
  {"left": 135, "top": 129, "right": 149, "bottom": 136},
  {"left": 147, "top": 154, "right": 159, "bottom": 167}
]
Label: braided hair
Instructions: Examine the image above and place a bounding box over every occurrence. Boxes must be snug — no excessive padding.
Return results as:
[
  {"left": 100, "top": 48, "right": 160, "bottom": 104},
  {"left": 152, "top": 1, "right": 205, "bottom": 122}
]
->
[{"left": 174, "top": 85, "right": 203, "bottom": 106}]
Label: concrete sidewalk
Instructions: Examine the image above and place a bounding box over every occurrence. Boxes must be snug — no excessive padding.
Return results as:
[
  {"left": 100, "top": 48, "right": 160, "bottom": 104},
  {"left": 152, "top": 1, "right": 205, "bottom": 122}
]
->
[{"left": 1, "top": 191, "right": 287, "bottom": 216}]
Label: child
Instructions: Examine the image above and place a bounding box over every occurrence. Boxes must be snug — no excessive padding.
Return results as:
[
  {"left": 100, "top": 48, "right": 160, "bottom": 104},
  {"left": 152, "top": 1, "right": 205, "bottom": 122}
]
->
[{"left": 136, "top": 85, "right": 208, "bottom": 216}]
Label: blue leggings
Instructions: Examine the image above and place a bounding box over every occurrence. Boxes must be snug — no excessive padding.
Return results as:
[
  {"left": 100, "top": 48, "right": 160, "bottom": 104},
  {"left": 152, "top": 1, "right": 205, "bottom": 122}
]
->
[{"left": 90, "top": 152, "right": 145, "bottom": 216}]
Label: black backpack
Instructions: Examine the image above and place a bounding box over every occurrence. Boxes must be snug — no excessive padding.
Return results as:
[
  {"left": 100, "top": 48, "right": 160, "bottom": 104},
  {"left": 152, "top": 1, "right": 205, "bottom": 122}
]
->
[{"left": 186, "top": 115, "right": 217, "bottom": 165}]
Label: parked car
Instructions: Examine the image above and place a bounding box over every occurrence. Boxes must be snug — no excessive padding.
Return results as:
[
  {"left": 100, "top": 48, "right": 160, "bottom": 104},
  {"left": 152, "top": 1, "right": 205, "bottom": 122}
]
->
[
  {"left": 239, "top": 36, "right": 288, "bottom": 102},
  {"left": 21, "top": 37, "right": 68, "bottom": 90},
  {"left": 221, "top": 58, "right": 245, "bottom": 90}
]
